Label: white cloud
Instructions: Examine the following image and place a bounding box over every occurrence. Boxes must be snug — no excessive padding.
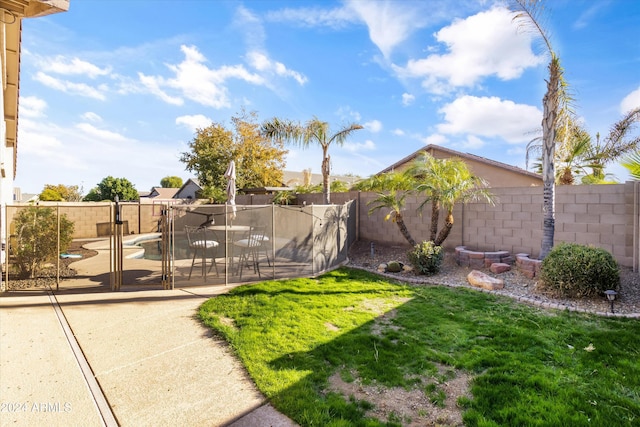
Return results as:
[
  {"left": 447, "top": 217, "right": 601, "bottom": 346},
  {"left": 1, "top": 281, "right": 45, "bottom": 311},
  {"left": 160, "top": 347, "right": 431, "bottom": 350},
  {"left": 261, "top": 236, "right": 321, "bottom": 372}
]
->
[
  {"left": 75, "top": 123, "right": 130, "bottom": 143},
  {"left": 265, "top": 5, "right": 357, "bottom": 29},
  {"left": 393, "top": 128, "right": 405, "bottom": 136},
  {"left": 176, "top": 115, "right": 212, "bottom": 132},
  {"left": 40, "top": 56, "right": 111, "bottom": 78},
  {"left": 402, "top": 93, "right": 415, "bottom": 106},
  {"left": 246, "top": 51, "right": 307, "bottom": 85},
  {"left": 620, "top": 86, "right": 640, "bottom": 114},
  {"left": 19, "top": 96, "right": 47, "bottom": 118},
  {"left": 345, "top": 0, "right": 430, "bottom": 58},
  {"left": 436, "top": 95, "right": 541, "bottom": 144},
  {"left": 422, "top": 133, "right": 447, "bottom": 145},
  {"left": 336, "top": 106, "right": 362, "bottom": 122},
  {"left": 34, "top": 72, "right": 108, "bottom": 100},
  {"left": 81, "top": 112, "right": 102, "bottom": 122},
  {"left": 460, "top": 134, "right": 484, "bottom": 149},
  {"left": 573, "top": 3, "right": 609, "bottom": 30},
  {"left": 16, "top": 117, "right": 188, "bottom": 192},
  {"left": 342, "top": 139, "right": 376, "bottom": 152},
  {"left": 138, "top": 45, "right": 266, "bottom": 109},
  {"left": 363, "top": 119, "right": 382, "bottom": 133},
  {"left": 393, "top": 6, "right": 545, "bottom": 94}
]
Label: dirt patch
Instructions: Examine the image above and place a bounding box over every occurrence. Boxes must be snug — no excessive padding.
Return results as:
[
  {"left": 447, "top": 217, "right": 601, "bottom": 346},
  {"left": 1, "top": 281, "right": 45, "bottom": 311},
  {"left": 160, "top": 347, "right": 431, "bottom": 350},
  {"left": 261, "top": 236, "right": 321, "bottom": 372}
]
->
[
  {"left": 3, "top": 240, "right": 99, "bottom": 291},
  {"left": 327, "top": 363, "right": 470, "bottom": 426}
]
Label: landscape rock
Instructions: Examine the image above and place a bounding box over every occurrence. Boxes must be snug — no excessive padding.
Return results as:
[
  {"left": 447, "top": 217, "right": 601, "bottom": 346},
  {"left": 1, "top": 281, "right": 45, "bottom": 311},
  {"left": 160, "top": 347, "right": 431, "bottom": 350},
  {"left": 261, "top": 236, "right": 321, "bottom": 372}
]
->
[
  {"left": 490, "top": 263, "right": 511, "bottom": 274},
  {"left": 467, "top": 270, "right": 504, "bottom": 291}
]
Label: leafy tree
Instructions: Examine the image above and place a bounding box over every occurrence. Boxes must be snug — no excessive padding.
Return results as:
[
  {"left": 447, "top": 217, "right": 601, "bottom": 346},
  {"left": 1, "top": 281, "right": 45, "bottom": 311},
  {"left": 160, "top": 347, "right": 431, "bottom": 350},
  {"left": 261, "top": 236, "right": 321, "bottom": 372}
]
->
[
  {"left": 39, "top": 184, "right": 83, "bottom": 202},
  {"left": 12, "top": 206, "right": 74, "bottom": 278},
  {"left": 410, "top": 154, "right": 494, "bottom": 246},
  {"left": 160, "top": 176, "right": 183, "bottom": 188},
  {"left": 262, "top": 117, "right": 363, "bottom": 204},
  {"left": 512, "top": 0, "right": 574, "bottom": 259},
  {"left": 180, "top": 110, "right": 287, "bottom": 201},
  {"left": 83, "top": 176, "right": 139, "bottom": 201}
]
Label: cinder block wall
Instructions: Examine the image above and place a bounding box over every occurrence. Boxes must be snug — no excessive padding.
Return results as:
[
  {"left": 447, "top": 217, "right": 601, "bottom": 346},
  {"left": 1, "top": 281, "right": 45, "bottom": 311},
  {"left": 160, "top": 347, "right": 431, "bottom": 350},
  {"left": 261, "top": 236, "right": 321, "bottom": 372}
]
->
[
  {"left": 8, "top": 182, "right": 638, "bottom": 268},
  {"left": 354, "top": 183, "right": 637, "bottom": 268}
]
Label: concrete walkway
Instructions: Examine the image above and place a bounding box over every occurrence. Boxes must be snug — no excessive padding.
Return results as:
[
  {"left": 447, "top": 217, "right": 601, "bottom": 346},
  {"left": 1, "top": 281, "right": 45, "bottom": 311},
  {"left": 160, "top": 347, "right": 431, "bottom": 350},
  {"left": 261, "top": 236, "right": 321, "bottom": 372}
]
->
[{"left": 1, "top": 282, "right": 297, "bottom": 426}]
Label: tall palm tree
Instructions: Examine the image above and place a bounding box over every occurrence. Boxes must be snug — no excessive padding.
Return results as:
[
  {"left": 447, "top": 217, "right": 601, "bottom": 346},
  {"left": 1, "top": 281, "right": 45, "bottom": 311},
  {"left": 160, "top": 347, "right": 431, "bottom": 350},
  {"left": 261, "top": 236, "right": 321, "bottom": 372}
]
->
[
  {"left": 409, "top": 154, "right": 494, "bottom": 246},
  {"left": 262, "top": 117, "right": 363, "bottom": 204},
  {"left": 512, "top": 0, "right": 574, "bottom": 259},
  {"left": 362, "top": 172, "right": 418, "bottom": 246},
  {"left": 584, "top": 107, "right": 640, "bottom": 182},
  {"left": 527, "top": 108, "right": 640, "bottom": 184}
]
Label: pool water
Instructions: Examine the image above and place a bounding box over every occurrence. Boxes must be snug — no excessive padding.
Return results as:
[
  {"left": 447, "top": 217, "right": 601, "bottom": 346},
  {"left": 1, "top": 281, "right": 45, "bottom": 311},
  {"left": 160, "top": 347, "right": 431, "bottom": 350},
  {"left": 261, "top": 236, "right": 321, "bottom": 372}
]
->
[{"left": 137, "top": 238, "right": 191, "bottom": 261}]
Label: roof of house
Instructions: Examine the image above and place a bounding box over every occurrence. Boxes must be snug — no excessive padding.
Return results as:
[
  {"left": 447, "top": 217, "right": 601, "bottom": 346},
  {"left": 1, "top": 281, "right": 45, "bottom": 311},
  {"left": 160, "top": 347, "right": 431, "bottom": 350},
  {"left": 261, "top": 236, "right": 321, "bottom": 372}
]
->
[
  {"left": 282, "top": 170, "right": 362, "bottom": 187},
  {"left": 377, "top": 144, "right": 542, "bottom": 181},
  {"left": 145, "top": 187, "right": 180, "bottom": 199}
]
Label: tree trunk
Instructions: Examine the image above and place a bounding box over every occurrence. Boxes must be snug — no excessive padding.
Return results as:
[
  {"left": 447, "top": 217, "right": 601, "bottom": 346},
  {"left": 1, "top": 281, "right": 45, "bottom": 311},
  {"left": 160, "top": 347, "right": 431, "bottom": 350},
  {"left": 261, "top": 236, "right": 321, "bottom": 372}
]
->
[
  {"left": 322, "top": 150, "right": 330, "bottom": 204},
  {"left": 540, "top": 58, "right": 559, "bottom": 259},
  {"left": 395, "top": 213, "right": 416, "bottom": 247},
  {"left": 430, "top": 200, "right": 440, "bottom": 242},
  {"left": 434, "top": 212, "right": 454, "bottom": 246}
]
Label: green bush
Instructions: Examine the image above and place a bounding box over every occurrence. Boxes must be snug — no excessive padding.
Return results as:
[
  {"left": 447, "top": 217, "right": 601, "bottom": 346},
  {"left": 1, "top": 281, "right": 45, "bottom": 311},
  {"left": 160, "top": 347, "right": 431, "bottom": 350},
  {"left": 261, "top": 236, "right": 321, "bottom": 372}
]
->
[
  {"left": 540, "top": 243, "right": 619, "bottom": 298},
  {"left": 12, "top": 206, "right": 74, "bottom": 278},
  {"left": 408, "top": 241, "right": 443, "bottom": 275}
]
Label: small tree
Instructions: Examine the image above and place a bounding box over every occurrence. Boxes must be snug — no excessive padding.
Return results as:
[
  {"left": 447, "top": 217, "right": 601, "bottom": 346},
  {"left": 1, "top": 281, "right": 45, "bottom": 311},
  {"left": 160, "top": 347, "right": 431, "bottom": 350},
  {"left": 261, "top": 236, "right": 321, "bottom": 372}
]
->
[
  {"left": 180, "top": 110, "right": 287, "bottom": 199},
  {"left": 160, "top": 176, "right": 183, "bottom": 188},
  {"left": 12, "top": 207, "right": 74, "bottom": 278},
  {"left": 39, "top": 184, "right": 83, "bottom": 201},
  {"left": 83, "top": 176, "right": 139, "bottom": 201}
]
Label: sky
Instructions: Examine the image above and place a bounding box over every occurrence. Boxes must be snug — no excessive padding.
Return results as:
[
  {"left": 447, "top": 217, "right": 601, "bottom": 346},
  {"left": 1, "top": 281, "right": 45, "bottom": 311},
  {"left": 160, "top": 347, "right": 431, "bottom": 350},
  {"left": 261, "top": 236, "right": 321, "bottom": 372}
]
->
[{"left": 14, "top": 0, "right": 640, "bottom": 194}]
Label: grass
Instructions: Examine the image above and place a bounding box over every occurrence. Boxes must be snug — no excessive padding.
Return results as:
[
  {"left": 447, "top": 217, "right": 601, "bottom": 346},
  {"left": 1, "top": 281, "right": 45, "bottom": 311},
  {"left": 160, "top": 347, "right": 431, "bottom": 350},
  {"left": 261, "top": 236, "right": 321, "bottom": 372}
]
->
[{"left": 198, "top": 267, "right": 640, "bottom": 426}]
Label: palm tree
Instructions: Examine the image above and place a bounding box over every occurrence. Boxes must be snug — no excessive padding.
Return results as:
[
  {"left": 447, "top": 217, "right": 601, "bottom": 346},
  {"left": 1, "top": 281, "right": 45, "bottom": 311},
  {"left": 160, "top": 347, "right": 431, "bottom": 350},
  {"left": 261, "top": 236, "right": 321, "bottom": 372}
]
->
[
  {"left": 512, "top": 0, "right": 574, "bottom": 259},
  {"left": 364, "top": 172, "right": 418, "bottom": 246},
  {"left": 262, "top": 117, "right": 363, "bottom": 204},
  {"left": 527, "top": 108, "right": 640, "bottom": 184},
  {"left": 583, "top": 107, "right": 640, "bottom": 182},
  {"left": 409, "top": 154, "right": 494, "bottom": 246},
  {"left": 621, "top": 150, "right": 640, "bottom": 180}
]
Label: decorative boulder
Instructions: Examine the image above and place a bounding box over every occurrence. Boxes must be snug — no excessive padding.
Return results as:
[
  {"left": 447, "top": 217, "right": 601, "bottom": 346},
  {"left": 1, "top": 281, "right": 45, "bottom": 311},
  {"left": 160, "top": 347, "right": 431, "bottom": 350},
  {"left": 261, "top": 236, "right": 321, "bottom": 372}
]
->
[{"left": 467, "top": 270, "right": 504, "bottom": 291}]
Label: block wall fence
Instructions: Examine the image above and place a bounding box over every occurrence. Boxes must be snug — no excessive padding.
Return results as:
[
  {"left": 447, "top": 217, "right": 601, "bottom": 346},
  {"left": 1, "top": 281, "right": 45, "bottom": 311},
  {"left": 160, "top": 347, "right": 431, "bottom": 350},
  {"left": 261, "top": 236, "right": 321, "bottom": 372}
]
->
[
  {"left": 7, "top": 181, "right": 639, "bottom": 269},
  {"left": 290, "top": 181, "right": 640, "bottom": 270}
]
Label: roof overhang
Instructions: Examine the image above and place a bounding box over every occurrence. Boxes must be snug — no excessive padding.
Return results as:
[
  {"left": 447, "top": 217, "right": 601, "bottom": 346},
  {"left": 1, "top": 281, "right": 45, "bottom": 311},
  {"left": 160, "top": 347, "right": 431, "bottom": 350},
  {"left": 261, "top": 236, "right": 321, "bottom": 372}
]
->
[{"left": 1, "top": 0, "right": 69, "bottom": 178}]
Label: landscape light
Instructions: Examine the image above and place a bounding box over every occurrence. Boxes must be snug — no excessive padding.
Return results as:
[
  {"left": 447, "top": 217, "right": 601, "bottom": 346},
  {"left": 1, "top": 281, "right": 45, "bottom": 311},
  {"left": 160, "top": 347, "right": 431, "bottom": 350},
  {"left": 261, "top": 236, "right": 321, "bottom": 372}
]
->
[{"left": 604, "top": 290, "right": 618, "bottom": 313}]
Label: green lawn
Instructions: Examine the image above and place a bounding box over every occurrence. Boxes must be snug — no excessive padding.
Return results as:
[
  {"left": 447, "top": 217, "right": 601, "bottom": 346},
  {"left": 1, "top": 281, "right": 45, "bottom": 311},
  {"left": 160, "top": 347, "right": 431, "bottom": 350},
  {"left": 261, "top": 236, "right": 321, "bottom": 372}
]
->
[{"left": 198, "top": 267, "right": 640, "bottom": 427}]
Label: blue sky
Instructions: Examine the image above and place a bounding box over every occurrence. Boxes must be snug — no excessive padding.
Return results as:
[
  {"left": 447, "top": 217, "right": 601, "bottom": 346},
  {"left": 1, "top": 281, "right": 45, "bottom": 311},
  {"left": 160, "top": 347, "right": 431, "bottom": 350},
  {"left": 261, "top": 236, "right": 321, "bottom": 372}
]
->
[{"left": 14, "top": 0, "right": 640, "bottom": 194}]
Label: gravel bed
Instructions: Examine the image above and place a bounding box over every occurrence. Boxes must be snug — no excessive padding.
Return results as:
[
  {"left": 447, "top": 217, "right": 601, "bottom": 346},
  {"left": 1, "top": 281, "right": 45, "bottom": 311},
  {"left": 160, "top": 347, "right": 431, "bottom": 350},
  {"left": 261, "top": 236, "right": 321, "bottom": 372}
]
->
[{"left": 347, "top": 241, "right": 640, "bottom": 318}]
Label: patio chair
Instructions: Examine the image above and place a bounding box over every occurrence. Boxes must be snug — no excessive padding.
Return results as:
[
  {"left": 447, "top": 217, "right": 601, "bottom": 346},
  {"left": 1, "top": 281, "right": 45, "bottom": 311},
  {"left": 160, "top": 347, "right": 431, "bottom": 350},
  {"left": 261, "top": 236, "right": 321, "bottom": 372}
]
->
[
  {"left": 233, "top": 226, "right": 268, "bottom": 279},
  {"left": 185, "top": 225, "right": 219, "bottom": 280}
]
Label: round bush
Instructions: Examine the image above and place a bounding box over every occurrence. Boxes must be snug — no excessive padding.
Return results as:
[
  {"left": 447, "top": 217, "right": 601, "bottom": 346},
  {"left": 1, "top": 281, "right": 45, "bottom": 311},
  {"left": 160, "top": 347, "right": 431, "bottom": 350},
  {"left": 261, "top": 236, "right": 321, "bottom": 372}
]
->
[
  {"left": 540, "top": 243, "right": 619, "bottom": 298},
  {"left": 408, "top": 241, "right": 443, "bottom": 276}
]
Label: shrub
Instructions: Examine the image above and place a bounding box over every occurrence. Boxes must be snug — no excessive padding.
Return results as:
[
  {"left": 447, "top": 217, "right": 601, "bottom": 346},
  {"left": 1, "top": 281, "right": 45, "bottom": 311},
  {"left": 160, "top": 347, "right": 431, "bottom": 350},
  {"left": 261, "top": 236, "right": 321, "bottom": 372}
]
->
[
  {"left": 539, "top": 243, "right": 619, "bottom": 298},
  {"left": 12, "top": 206, "right": 74, "bottom": 278},
  {"left": 408, "top": 241, "right": 443, "bottom": 275}
]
